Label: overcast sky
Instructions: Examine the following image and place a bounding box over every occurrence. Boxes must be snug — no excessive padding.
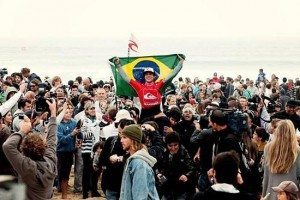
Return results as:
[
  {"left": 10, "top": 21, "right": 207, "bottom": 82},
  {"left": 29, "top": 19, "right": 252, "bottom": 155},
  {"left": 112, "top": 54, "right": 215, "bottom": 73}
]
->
[{"left": 1, "top": 0, "right": 300, "bottom": 39}]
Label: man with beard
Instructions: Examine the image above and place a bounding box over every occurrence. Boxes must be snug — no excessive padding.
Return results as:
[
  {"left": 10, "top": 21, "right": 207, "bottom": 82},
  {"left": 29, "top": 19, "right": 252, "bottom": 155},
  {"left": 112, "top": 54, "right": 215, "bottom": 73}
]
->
[{"left": 119, "top": 124, "right": 159, "bottom": 199}]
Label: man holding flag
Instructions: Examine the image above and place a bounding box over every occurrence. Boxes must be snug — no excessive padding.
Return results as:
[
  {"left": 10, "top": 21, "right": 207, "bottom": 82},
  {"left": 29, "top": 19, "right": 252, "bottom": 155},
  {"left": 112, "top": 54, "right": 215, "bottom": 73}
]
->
[{"left": 112, "top": 55, "right": 184, "bottom": 122}]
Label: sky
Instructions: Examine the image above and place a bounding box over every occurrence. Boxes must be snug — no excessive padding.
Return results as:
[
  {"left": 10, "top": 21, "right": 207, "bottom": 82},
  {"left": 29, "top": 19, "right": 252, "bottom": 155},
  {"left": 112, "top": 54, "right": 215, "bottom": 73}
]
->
[{"left": 1, "top": 0, "right": 300, "bottom": 39}]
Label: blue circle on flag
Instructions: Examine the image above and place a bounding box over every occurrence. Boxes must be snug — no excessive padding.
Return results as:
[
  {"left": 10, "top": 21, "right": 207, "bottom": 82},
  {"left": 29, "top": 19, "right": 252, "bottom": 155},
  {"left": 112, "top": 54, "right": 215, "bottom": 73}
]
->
[{"left": 133, "top": 60, "right": 160, "bottom": 82}]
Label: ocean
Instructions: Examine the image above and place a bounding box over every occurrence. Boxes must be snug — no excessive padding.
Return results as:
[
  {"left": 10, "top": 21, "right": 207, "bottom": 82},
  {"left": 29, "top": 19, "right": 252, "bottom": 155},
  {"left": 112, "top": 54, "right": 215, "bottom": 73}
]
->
[{"left": 1, "top": 36, "right": 300, "bottom": 83}]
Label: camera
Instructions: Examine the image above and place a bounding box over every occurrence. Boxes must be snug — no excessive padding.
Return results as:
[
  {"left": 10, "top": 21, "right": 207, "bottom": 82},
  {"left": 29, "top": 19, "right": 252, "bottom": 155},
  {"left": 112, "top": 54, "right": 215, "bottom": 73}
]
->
[
  {"left": 159, "top": 175, "right": 168, "bottom": 185},
  {"left": 261, "top": 94, "right": 276, "bottom": 113},
  {"left": 49, "top": 92, "right": 56, "bottom": 98},
  {"left": 35, "top": 83, "right": 52, "bottom": 113},
  {"left": 248, "top": 95, "right": 262, "bottom": 111},
  {"left": 193, "top": 114, "right": 201, "bottom": 122},
  {"left": 0, "top": 68, "right": 8, "bottom": 78},
  {"left": 18, "top": 114, "right": 24, "bottom": 120}
]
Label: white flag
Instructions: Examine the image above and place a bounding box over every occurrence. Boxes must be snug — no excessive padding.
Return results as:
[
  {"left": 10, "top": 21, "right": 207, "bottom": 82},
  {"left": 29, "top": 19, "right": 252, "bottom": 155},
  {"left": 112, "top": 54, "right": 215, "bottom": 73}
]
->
[{"left": 128, "top": 33, "right": 139, "bottom": 53}]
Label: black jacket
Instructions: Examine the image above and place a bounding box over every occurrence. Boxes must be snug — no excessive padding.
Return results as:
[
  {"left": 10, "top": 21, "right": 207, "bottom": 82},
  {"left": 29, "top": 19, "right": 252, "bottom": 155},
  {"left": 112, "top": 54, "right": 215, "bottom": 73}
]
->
[
  {"left": 173, "top": 119, "right": 196, "bottom": 156},
  {"left": 272, "top": 111, "right": 300, "bottom": 130},
  {"left": 190, "top": 128, "right": 216, "bottom": 171},
  {"left": 99, "top": 136, "right": 126, "bottom": 192},
  {"left": 157, "top": 145, "right": 195, "bottom": 196},
  {"left": 193, "top": 186, "right": 257, "bottom": 200}
]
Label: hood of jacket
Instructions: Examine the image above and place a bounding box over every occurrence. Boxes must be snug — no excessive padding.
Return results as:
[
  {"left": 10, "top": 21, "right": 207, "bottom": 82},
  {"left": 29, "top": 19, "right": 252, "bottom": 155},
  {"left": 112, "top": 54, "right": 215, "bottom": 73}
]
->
[
  {"left": 34, "top": 160, "right": 56, "bottom": 188},
  {"left": 4, "top": 86, "right": 18, "bottom": 101},
  {"left": 211, "top": 183, "right": 240, "bottom": 193},
  {"left": 128, "top": 148, "right": 157, "bottom": 168}
]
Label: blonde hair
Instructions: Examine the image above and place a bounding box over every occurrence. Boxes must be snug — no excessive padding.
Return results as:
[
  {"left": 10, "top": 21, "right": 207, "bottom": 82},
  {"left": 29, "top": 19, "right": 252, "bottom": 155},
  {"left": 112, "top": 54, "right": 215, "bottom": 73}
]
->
[
  {"left": 131, "top": 140, "right": 144, "bottom": 152},
  {"left": 265, "top": 120, "right": 299, "bottom": 173}
]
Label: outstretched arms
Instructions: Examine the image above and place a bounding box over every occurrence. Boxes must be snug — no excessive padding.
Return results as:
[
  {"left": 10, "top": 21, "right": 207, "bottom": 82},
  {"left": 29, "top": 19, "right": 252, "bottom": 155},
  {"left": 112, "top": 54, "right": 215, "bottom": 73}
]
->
[
  {"left": 113, "top": 57, "right": 130, "bottom": 83},
  {"left": 165, "top": 55, "right": 185, "bottom": 83}
]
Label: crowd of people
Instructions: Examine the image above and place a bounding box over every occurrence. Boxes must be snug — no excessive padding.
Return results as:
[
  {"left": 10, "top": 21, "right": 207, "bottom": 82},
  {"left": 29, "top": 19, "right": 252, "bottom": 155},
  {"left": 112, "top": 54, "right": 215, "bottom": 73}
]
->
[{"left": 0, "top": 66, "right": 300, "bottom": 200}]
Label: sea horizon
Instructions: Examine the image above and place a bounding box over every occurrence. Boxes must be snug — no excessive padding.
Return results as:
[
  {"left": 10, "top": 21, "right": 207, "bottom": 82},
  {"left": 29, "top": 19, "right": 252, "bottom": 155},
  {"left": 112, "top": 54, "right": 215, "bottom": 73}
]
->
[{"left": 1, "top": 36, "right": 300, "bottom": 84}]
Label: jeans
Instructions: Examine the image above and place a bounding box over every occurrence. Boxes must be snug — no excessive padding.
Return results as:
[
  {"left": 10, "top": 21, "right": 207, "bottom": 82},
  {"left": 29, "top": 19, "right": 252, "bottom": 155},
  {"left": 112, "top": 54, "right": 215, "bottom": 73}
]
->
[
  {"left": 74, "top": 148, "right": 83, "bottom": 192},
  {"left": 105, "top": 189, "right": 119, "bottom": 200},
  {"left": 82, "top": 153, "right": 92, "bottom": 195}
]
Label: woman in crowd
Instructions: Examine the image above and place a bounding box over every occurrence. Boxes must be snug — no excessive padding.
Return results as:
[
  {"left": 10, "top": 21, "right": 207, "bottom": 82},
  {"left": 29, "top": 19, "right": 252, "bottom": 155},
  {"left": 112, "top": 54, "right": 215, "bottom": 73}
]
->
[
  {"left": 262, "top": 119, "right": 300, "bottom": 200},
  {"left": 80, "top": 102, "right": 101, "bottom": 198},
  {"left": 57, "top": 107, "right": 80, "bottom": 199},
  {"left": 271, "top": 181, "right": 299, "bottom": 200},
  {"left": 1, "top": 111, "right": 13, "bottom": 130}
]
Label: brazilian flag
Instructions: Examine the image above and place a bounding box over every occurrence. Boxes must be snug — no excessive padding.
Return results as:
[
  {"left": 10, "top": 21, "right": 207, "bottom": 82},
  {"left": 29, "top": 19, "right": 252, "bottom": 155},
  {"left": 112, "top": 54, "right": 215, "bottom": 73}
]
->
[{"left": 109, "top": 54, "right": 184, "bottom": 97}]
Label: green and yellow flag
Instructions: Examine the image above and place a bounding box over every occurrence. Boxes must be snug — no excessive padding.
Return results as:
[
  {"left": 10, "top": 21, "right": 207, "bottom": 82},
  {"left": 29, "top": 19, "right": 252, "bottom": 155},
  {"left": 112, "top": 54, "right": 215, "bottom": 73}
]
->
[{"left": 109, "top": 54, "right": 184, "bottom": 97}]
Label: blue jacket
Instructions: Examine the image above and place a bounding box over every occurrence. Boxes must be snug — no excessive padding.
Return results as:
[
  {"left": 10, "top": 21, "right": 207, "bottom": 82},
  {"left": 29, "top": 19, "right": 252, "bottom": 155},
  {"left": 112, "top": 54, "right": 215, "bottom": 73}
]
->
[
  {"left": 57, "top": 119, "right": 77, "bottom": 152},
  {"left": 120, "top": 148, "right": 159, "bottom": 200}
]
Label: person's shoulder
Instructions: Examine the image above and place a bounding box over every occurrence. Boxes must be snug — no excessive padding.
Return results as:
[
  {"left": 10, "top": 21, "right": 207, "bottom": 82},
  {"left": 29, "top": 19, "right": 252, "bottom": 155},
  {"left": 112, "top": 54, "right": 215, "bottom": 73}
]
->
[
  {"left": 128, "top": 156, "right": 145, "bottom": 168},
  {"left": 106, "top": 135, "right": 117, "bottom": 143}
]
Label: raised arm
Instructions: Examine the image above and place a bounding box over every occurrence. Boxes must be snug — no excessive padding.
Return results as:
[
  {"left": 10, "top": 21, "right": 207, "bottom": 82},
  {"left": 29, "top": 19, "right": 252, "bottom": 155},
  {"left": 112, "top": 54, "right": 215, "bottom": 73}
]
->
[
  {"left": 44, "top": 99, "right": 57, "bottom": 162},
  {"left": 3, "top": 115, "right": 33, "bottom": 175},
  {"left": 56, "top": 102, "right": 68, "bottom": 123},
  {"left": 113, "top": 57, "right": 130, "bottom": 83},
  {"left": 165, "top": 55, "right": 184, "bottom": 83},
  {"left": 0, "top": 83, "right": 26, "bottom": 116}
]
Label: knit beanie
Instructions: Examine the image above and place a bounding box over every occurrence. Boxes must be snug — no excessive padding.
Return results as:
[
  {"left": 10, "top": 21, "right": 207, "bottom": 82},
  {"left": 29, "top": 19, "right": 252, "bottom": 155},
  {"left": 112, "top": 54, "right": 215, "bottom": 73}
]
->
[{"left": 122, "top": 124, "right": 142, "bottom": 142}]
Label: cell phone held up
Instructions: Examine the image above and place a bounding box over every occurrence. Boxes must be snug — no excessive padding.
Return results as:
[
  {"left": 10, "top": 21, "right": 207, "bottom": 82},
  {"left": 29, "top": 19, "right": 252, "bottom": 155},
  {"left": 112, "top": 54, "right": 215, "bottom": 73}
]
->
[{"left": 76, "top": 119, "right": 82, "bottom": 129}]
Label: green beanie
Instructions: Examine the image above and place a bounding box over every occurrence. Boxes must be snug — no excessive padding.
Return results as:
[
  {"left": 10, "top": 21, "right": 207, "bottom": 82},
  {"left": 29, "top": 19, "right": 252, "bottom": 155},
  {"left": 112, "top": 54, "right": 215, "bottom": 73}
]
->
[{"left": 122, "top": 124, "right": 142, "bottom": 142}]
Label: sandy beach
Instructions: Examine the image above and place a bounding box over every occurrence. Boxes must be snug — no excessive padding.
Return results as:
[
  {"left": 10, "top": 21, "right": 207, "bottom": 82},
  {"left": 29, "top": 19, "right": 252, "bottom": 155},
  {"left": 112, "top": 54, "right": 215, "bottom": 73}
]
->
[{"left": 53, "top": 169, "right": 106, "bottom": 200}]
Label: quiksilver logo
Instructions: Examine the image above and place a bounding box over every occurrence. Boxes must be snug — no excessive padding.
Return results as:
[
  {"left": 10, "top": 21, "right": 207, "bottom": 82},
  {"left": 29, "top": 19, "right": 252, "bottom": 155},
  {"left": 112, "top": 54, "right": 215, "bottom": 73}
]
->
[{"left": 144, "top": 93, "right": 157, "bottom": 100}]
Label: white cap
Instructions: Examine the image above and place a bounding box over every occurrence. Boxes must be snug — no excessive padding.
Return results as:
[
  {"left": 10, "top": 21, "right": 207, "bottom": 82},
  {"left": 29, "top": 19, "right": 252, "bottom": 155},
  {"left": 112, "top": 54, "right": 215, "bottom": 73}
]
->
[
  {"left": 143, "top": 67, "right": 154, "bottom": 74},
  {"left": 115, "top": 109, "right": 133, "bottom": 123}
]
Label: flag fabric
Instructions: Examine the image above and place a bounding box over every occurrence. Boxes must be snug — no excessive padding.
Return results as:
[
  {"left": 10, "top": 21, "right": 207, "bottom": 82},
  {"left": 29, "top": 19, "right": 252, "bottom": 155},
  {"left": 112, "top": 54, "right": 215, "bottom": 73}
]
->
[
  {"left": 128, "top": 34, "right": 139, "bottom": 53},
  {"left": 109, "top": 54, "right": 185, "bottom": 97}
]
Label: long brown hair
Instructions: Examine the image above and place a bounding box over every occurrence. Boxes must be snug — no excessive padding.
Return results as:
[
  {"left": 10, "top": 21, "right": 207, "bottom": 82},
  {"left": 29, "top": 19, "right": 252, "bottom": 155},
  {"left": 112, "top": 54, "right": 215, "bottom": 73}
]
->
[
  {"left": 265, "top": 120, "right": 299, "bottom": 173},
  {"left": 131, "top": 140, "right": 144, "bottom": 152}
]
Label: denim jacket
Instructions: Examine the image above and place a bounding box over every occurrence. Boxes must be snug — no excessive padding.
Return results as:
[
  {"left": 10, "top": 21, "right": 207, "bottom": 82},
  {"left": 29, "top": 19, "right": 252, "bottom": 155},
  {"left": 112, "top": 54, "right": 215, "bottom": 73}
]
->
[{"left": 120, "top": 148, "right": 159, "bottom": 200}]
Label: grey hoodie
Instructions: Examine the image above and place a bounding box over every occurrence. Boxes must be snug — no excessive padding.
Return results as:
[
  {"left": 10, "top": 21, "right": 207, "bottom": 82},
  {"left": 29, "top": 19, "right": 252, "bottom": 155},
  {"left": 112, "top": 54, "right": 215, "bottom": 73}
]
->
[
  {"left": 127, "top": 148, "right": 157, "bottom": 168},
  {"left": 3, "top": 117, "right": 57, "bottom": 200}
]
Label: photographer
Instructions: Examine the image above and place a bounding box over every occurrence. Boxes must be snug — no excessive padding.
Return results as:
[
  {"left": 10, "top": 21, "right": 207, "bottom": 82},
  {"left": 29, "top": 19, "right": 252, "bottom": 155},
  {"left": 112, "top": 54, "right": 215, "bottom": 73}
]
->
[
  {"left": 208, "top": 109, "right": 251, "bottom": 192},
  {"left": 3, "top": 99, "right": 57, "bottom": 200},
  {"left": 29, "top": 79, "right": 40, "bottom": 95},
  {"left": 12, "top": 98, "right": 32, "bottom": 132}
]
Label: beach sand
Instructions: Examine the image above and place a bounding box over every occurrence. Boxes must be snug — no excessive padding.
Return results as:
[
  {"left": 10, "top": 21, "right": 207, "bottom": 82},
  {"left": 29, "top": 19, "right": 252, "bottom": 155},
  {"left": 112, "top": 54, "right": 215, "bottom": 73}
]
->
[{"left": 53, "top": 169, "right": 106, "bottom": 200}]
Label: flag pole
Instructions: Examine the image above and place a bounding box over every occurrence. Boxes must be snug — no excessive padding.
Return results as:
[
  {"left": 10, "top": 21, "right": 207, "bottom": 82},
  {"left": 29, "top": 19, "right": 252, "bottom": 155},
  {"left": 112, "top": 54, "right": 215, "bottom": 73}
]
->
[
  {"left": 127, "top": 47, "right": 130, "bottom": 63},
  {"left": 112, "top": 57, "right": 119, "bottom": 111}
]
